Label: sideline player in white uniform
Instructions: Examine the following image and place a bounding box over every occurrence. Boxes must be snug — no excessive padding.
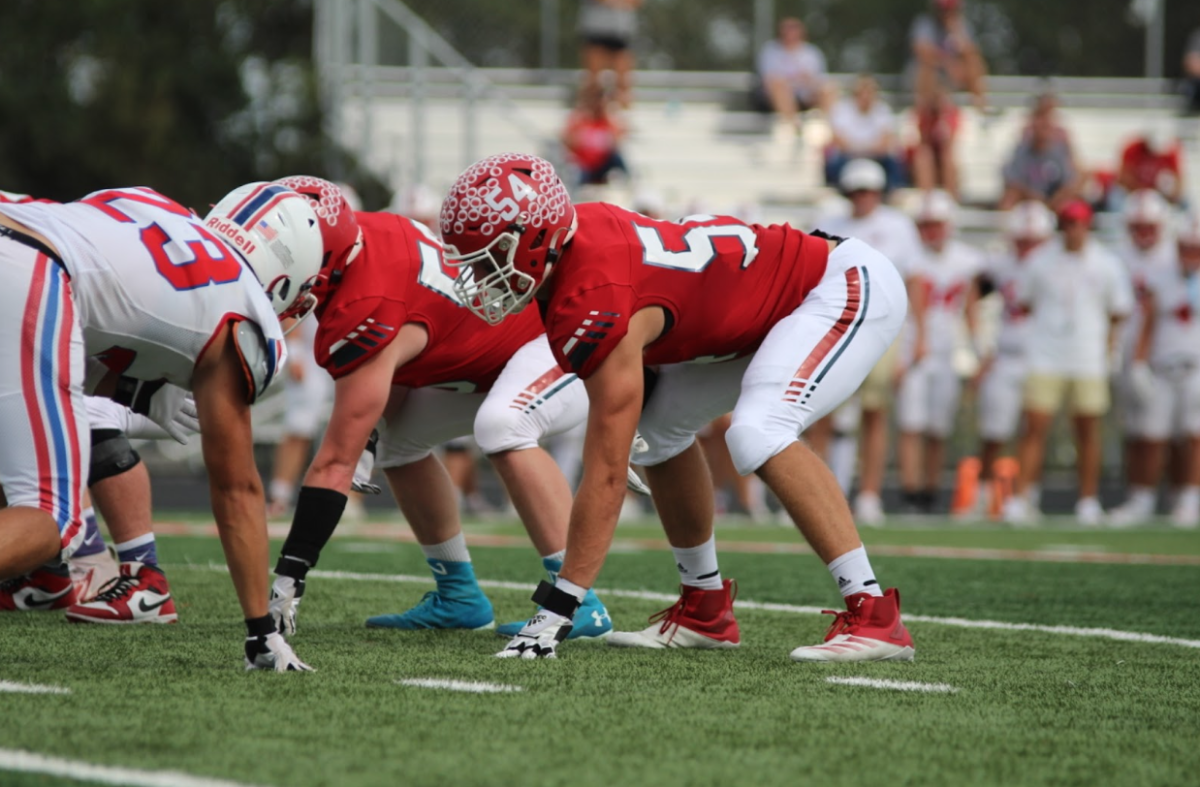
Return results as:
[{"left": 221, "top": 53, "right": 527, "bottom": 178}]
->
[
  {"left": 1108, "top": 189, "right": 1175, "bottom": 525},
  {"left": 1116, "top": 213, "right": 1200, "bottom": 528},
  {"left": 809, "top": 159, "right": 926, "bottom": 524},
  {"left": 895, "top": 190, "right": 983, "bottom": 511},
  {"left": 1004, "top": 201, "right": 1133, "bottom": 526},
  {"left": 972, "top": 201, "right": 1055, "bottom": 516},
  {"left": 0, "top": 182, "right": 322, "bottom": 671}
]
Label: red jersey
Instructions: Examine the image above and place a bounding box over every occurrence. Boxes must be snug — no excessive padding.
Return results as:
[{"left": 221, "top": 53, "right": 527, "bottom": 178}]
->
[
  {"left": 314, "top": 211, "right": 543, "bottom": 391},
  {"left": 564, "top": 112, "right": 622, "bottom": 172},
  {"left": 542, "top": 203, "right": 830, "bottom": 378},
  {"left": 1120, "top": 139, "right": 1181, "bottom": 191}
]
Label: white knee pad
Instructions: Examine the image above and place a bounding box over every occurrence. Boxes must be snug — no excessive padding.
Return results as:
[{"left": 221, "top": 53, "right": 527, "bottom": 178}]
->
[
  {"left": 473, "top": 402, "right": 539, "bottom": 456},
  {"left": 725, "top": 420, "right": 798, "bottom": 477}
]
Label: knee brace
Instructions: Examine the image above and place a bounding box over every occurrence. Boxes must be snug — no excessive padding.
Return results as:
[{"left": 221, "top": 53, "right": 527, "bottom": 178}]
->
[
  {"left": 89, "top": 429, "right": 141, "bottom": 486},
  {"left": 725, "top": 421, "right": 797, "bottom": 477}
]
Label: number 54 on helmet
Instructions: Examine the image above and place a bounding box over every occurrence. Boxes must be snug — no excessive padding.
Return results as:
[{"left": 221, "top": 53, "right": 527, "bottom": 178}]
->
[{"left": 440, "top": 153, "right": 577, "bottom": 325}]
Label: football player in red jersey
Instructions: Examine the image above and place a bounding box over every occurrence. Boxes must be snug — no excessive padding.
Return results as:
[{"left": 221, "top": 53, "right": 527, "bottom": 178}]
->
[
  {"left": 442, "top": 153, "right": 915, "bottom": 662},
  {"left": 266, "top": 177, "right": 617, "bottom": 639}
]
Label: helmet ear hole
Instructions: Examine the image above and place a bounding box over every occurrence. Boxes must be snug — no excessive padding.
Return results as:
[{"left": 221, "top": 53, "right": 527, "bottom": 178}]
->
[{"left": 530, "top": 229, "right": 547, "bottom": 251}]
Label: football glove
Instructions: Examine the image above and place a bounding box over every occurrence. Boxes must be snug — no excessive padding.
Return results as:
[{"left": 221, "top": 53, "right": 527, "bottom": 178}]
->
[
  {"left": 626, "top": 431, "right": 651, "bottom": 496},
  {"left": 495, "top": 610, "right": 574, "bottom": 660},
  {"left": 268, "top": 574, "right": 305, "bottom": 637},
  {"left": 495, "top": 580, "right": 581, "bottom": 659},
  {"left": 244, "top": 630, "right": 313, "bottom": 672},
  {"left": 351, "top": 429, "right": 382, "bottom": 495},
  {"left": 113, "top": 378, "right": 199, "bottom": 444}
]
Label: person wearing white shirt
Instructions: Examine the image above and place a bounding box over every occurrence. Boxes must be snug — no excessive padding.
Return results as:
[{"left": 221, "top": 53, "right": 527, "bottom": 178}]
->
[
  {"left": 1005, "top": 201, "right": 1134, "bottom": 526},
  {"left": 896, "top": 191, "right": 982, "bottom": 512},
  {"left": 757, "top": 17, "right": 830, "bottom": 133},
  {"left": 807, "top": 159, "right": 927, "bottom": 524},
  {"left": 1108, "top": 190, "right": 1176, "bottom": 525},
  {"left": 826, "top": 75, "right": 903, "bottom": 192},
  {"left": 1116, "top": 214, "right": 1200, "bottom": 529},
  {"left": 973, "top": 201, "right": 1055, "bottom": 517}
]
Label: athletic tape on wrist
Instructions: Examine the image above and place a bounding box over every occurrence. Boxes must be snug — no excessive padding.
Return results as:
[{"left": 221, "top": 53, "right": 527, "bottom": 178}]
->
[{"left": 531, "top": 580, "right": 582, "bottom": 619}]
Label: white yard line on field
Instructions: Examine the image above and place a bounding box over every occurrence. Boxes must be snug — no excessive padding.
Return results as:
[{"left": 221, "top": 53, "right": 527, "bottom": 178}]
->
[
  {"left": 178, "top": 564, "right": 1200, "bottom": 651},
  {"left": 0, "top": 748, "right": 269, "bottom": 787},
  {"left": 397, "top": 678, "right": 523, "bottom": 693},
  {"left": 0, "top": 681, "right": 70, "bottom": 695},
  {"left": 826, "top": 676, "right": 958, "bottom": 693}
]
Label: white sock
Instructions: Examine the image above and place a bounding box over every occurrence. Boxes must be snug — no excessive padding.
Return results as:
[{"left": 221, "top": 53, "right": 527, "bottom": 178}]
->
[
  {"left": 542, "top": 549, "right": 566, "bottom": 564},
  {"left": 827, "top": 545, "right": 883, "bottom": 598},
  {"left": 671, "top": 535, "right": 723, "bottom": 590},
  {"left": 420, "top": 533, "right": 471, "bottom": 564},
  {"left": 554, "top": 576, "right": 588, "bottom": 602},
  {"left": 269, "top": 479, "right": 293, "bottom": 505}
]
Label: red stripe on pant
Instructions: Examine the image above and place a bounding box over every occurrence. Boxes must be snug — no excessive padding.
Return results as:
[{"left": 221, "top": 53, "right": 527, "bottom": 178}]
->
[
  {"left": 53, "top": 270, "right": 83, "bottom": 546},
  {"left": 19, "top": 256, "right": 55, "bottom": 515},
  {"left": 782, "top": 267, "right": 862, "bottom": 403},
  {"left": 510, "top": 366, "right": 566, "bottom": 408}
]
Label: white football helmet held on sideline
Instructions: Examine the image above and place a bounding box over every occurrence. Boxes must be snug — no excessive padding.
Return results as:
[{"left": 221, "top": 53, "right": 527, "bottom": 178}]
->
[{"left": 205, "top": 182, "right": 324, "bottom": 320}]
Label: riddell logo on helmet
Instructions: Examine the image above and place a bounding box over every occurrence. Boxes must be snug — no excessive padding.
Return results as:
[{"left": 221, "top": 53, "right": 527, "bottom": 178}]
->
[{"left": 206, "top": 217, "right": 258, "bottom": 255}]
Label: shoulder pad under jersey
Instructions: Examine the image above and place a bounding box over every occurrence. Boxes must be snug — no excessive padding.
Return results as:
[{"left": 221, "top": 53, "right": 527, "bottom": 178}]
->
[{"left": 233, "top": 319, "right": 286, "bottom": 403}]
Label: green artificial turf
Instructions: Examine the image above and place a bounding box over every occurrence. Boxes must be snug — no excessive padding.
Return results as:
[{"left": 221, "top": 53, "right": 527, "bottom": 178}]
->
[{"left": 1, "top": 530, "right": 1197, "bottom": 787}]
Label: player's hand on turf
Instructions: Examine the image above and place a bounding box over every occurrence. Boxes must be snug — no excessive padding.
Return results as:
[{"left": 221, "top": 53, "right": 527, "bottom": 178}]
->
[
  {"left": 269, "top": 575, "right": 303, "bottom": 636},
  {"left": 496, "top": 611, "right": 574, "bottom": 659},
  {"left": 245, "top": 631, "right": 313, "bottom": 672},
  {"left": 350, "top": 429, "right": 382, "bottom": 495}
]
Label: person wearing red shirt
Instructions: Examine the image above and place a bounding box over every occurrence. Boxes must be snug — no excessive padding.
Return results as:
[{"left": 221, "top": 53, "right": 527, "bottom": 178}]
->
[
  {"left": 266, "top": 177, "right": 617, "bottom": 641},
  {"left": 441, "top": 153, "right": 914, "bottom": 662},
  {"left": 1117, "top": 131, "right": 1184, "bottom": 206},
  {"left": 562, "top": 85, "right": 629, "bottom": 187}
]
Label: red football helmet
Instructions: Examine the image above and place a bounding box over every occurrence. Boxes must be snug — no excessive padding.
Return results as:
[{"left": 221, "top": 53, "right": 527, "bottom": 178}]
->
[
  {"left": 274, "top": 176, "right": 363, "bottom": 311},
  {"left": 440, "top": 153, "right": 576, "bottom": 325}
]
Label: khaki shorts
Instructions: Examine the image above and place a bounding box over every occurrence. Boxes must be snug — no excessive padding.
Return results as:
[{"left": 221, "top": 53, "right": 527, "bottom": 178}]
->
[
  {"left": 858, "top": 336, "right": 902, "bottom": 410},
  {"left": 1023, "top": 373, "right": 1109, "bottom": 417}
]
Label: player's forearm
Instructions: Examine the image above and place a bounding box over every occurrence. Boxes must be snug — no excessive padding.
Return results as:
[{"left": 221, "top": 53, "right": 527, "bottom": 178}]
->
[
  {"left": 209, "top": 476, "right": 271, "bottom": 618},
  {"left": 560, "top": 461, "right": 628, "bottom": 589}
]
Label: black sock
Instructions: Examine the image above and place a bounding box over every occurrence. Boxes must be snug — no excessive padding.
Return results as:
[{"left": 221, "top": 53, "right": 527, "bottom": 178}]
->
[{"left": 275, "top": 486, "right": 348, "bottom": 577}]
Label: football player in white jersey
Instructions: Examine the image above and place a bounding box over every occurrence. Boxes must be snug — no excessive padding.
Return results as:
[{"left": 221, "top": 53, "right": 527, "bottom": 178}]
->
[
  {"left": 1108, "top": 189, "right": 1175, "bottom": 525},
  {"left": 808, "top": 159, "right": 927, "bottom": 524},
  {"left": 0, "top": 182, "right": 322, "bottom": 671},
  {"left": 972, "top": 201, "right": 1055, "bottom": 517},
  {"left": 895, "top": 190, "right": 983, "bottom": 511},
  {"left": 1118, "top": 213, "right": 1200, "bottom": 528}
]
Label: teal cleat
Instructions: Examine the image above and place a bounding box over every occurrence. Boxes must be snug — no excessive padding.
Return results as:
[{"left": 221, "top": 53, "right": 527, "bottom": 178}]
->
[
  {"left": 496, "top": 556, "right": 613, "bottom": 640},
  {"left": 365, "top": 558, "right": 495, "bottom": 630}
]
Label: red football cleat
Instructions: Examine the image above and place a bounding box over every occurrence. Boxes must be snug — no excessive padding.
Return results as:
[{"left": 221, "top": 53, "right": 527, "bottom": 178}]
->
[
  {"left": 0, "top": 564, "right": 77, "bottom": 611},
  {"left": 790, "top": 587, "right": 915, "bottom": 662},
  {"left": 65, "top": 562, "right": 177, "bottom": 624},
  {"left": 607, "top": 580, "right": 741, "bottom": 649}
]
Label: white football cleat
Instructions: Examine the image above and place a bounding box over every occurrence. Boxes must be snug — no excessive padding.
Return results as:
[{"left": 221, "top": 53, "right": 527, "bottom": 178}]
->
[
  {"left": 853, "top": 492, "right": 885, "bottom": 527},
  {"left": 607, "top": 581, "right": 740, "bottom": 650},
  {"left": 790, "top": 589, "right": 915, "bottom": 663},
  {"left": 1075, "top": 497, "right": 1104, "bottom": 528}
]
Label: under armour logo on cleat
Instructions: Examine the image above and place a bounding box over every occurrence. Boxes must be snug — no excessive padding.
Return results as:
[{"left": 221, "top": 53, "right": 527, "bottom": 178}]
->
[
  {"left": 591, "top": 610, "right": 611, "bottom": 627},
  {"left": 430, "top": 562, "right": 449, "bottom": 576}
]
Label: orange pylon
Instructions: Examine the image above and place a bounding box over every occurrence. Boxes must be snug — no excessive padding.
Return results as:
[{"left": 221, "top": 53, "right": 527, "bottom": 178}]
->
[{"left": 950, "top": 457, "right": 982, "bottom": 516}]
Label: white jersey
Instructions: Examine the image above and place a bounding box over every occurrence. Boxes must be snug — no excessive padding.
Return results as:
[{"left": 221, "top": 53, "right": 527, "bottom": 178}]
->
[
  {"left": 910, "top": 239, "right": 984, "bottom": 358},
  {"left": 983, "top": 250, "right": 1033, "bottom": 356},
  {"left": 1019, "top": 238, "right": 1134, "bottom": 377},
  {"left": 1116, "top": 237, "right": 1174, "bottom": 363},
  {"left": 1143, "top": 263, "right": 1200, "bottom": 369},
  {"left": 0, "top": 188, "right": 285, "bottom": 395},
  {"left": 817, "top": 205, "right": 922, "bottom": 279}
]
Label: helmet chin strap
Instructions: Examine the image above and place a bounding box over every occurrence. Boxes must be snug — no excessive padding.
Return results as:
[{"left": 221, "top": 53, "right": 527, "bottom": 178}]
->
[{"left": 542, "top": 214, "right": 579, "bottom": 284}]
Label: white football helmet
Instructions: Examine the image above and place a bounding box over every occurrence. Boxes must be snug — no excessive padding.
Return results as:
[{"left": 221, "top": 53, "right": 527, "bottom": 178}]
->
[
  {"left": 914, "top": 189, "right": 957, "bottom": 226},
  {"left": 1004, "top": 201, "right": 1055, "bottom": 240},
  {"left": 839, "top": 159, "right": 886, "bottom": 193},
  {"left": 205, "top": 182, "right": 324, "bottom": 319},
  {"left": 1123, "top": 188, "right": 1169, "bottom": 227}
]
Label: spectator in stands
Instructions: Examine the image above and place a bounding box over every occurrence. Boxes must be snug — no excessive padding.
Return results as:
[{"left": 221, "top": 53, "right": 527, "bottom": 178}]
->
[
  {"left": 1114, "top": 129, "right": 1185, "bottom": 207},
  {"left": 562, "top": 84, "right": 629, "bottom": 186},
  {"left": 1004, "top": 201, "right": 1134, "bottom": 526},
  {"left": 825, "top": 74, "right": 903, "bottom": 191},
  {"left": 910, "top": 0, "right": 987, "bottom": 112},
  {"left": 998, "top": 95, "right": 1081, "bottom": 210},
  {"left": 578, "top": 0, "right": 640, "bottom": 109},
  {"left": 756, "top": 17, "right": 831, "bottom": 136},
  {"left": 1185, "top": 28, "right": 1200, "bottom": 115}
]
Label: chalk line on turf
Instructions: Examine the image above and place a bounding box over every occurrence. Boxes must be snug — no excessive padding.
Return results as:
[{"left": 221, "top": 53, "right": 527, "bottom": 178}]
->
[
  {"left": 178, "top": 564, "right": 1200, "bottom": 650},
  {"left": 397, "top": 678, "right": 523, "bottom": 693},
  {"left": 826, "top": 677, "right": 958, "bottom": 693},
  {"left": 0, "top": 748, "right": 270, "bottom": 787},
  {"left": 0, "top": 681, "right": 70, "bottom": 695}
]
